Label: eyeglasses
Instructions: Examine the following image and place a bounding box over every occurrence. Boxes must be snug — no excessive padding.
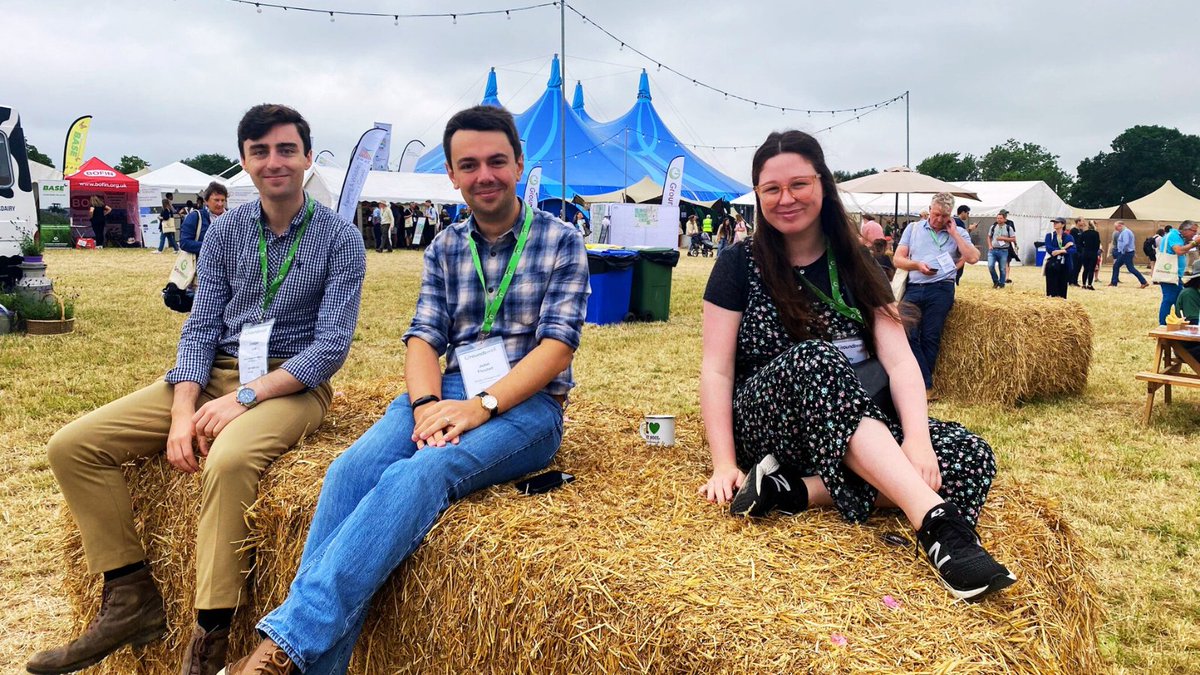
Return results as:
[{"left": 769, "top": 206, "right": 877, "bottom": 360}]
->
[{"left": 753, "top": 175, "right": 821, "bottom": 203}]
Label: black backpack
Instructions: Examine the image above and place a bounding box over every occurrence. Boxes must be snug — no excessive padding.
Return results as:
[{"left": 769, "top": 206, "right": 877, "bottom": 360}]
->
[{"left": 1143, "top": 236, "right": 1156, "bottom": 257}]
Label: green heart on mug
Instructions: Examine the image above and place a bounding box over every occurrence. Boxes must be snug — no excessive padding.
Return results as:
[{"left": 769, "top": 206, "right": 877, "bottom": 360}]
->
[{"left": 648, "top": 422, "right": 661, "bottom": 434}]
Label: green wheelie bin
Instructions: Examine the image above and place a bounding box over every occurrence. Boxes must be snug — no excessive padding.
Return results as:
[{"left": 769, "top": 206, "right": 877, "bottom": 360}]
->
[{"left": 629, "top": 247, "right": 680, "bottom": 321}]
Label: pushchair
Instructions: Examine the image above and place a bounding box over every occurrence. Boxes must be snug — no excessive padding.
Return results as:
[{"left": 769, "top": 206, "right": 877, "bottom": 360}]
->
[{"left": 688, "top": 232, "right": 715, "bottom": 257}]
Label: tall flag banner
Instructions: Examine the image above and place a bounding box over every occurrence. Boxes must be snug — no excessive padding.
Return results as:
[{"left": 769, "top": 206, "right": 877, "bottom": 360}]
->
[
  {"left": 371, "top": 122, "right": 392, "bottom": 171},
  {"left": 524, "top": 166, "right": 542, "bottom": 210},
  {"left": 337, "top": 126, "right": 389, "bottom": 224},
  {"left": 62, "top": 115, "right": 92, "bottom": 178},
  {"left": 662, "top": 155, "right": 685, "bottom": 208},
  {"left": 397, "top": 140, "right": 425, "bottom": 172}
]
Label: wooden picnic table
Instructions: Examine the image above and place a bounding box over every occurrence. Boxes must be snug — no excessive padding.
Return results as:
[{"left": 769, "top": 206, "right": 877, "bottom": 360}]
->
[{"left": 1136, "top": 326, "right": 1200, "bottom": 423}]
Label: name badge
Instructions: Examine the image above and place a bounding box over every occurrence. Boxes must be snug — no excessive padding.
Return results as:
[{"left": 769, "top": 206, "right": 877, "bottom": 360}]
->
[
  {"left": 833, "top": 337, "right": 870, "bottom": 365},
  {"left": 934, "top": 251, "right": 955, "bottom": 275},
  {"left": 457, "top": 336, "right": 512, "bottom": 398},
  {"left": 238, "top": 319, "right": 275, "bottom": 385}
]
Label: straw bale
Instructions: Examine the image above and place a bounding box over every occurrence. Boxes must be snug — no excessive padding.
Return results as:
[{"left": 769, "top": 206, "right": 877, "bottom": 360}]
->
[
  {"left": 60, "top": 385, "right": 1102, "bottom": 673},
  {"left": 931, "top": 288, "right": 1093, "bottom": 405}
]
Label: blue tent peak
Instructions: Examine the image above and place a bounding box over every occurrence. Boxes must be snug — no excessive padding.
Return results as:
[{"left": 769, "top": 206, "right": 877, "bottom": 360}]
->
[
  {"left": 572, "top": 81, "right": 585, "bottom": 110},
  {"left": 548, "top": 53, "right": 562, "bottom": 89},
  {"left": 637, "top": 69, "right": 651, "bottom": 101},
  {"left": 481, "top": 67, "right": 501, "bottom": 107}
]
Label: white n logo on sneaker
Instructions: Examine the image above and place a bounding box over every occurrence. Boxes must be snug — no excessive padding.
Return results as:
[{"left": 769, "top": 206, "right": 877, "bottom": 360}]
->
[
  {"left": 927, "top": 542, "right": 951, "bottom": 570},
  {"left": 766, "top": 474, "right": 790, "bottom": 492}
]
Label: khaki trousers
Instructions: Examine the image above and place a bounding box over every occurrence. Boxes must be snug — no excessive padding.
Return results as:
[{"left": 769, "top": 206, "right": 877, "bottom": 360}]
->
[{"left": 48, "top": 355, "right": 331, "bottom": 609}]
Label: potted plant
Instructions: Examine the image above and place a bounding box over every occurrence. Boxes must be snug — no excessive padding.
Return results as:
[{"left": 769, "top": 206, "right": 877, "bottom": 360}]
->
[
  {"left": 13, "top": 292, "right": 75, "bottom": 335},
  {"left": 20, "top": 233, "right": 44, "bottom": 263}
]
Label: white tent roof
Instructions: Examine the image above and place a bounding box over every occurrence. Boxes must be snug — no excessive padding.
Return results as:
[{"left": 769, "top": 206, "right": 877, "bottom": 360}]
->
[
  {"left": 136, "top": 161, "right": 219, "bottom": 194},
  {"left": 305, "top": 165, "right": 464, "bottom": 208},
  {"left": 29, "top": 160, "right": 62, "bottom": 182}
]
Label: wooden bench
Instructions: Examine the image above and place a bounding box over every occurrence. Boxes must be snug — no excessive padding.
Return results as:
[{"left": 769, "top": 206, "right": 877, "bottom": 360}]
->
[{"left": 1138, "top": 327, "right": 1200, "bottom": 423}]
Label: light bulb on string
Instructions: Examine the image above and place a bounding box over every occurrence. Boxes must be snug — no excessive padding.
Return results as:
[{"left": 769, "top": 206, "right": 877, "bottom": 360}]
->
[
  {"left": 656, "top": 63, "right": 661, "bottom": 71},
  {"left": 255, "top": 3, "right": 261, "bottom": 13},
  {"left": 328, "top": 11, "right": 334, "bottom": 22},
  {"left": 452, "top": 14, "right": 457, "bottom": 24},
  {"left": 506, "top": 10, "right": 510, "bottom": 19},
  {"left": 619, "top": 43, "right": 624, "bottom": 51},
  {"left": 394, "top": 15, "right": 398, "bottom": 25}
]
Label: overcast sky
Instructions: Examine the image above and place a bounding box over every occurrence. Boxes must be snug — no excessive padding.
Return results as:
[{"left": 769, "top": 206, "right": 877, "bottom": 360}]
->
[{"left": 7, "top": 0, "right": 1200, "bottom": 187}]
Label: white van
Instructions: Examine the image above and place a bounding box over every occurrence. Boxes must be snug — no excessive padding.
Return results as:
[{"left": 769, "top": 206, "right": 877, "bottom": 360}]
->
[{"left": 1, "top": 104, "right": 38, "bottom": 259}]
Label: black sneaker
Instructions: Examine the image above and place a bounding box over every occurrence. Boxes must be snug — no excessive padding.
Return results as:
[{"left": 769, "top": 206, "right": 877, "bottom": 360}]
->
[
  {"left": 729, "top": 454, "right": 807, "bottom": 518},
  {"left": 916, "top": 502, "right": 1016, "bottom": 601}
]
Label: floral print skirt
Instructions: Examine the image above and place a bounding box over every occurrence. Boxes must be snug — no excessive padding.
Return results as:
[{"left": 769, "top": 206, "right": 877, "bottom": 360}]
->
[{"left": 732, "top": 341, "right": 996, "bottom": 525}]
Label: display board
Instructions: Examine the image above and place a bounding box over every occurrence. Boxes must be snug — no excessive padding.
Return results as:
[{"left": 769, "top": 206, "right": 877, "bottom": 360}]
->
[{"left": 589, "top": 203, "right": 680, "bottom": 248}]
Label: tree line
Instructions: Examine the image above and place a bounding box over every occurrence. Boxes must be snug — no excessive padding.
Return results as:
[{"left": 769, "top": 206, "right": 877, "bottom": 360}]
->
[
  {"left": 22, "top": 144, "right": 238, "bottom": 180},
  {"left": 909, "top": 125, "right": 1200, "bottom": 208}
]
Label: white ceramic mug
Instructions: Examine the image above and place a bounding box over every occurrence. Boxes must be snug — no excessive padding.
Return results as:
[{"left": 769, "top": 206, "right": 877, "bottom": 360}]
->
[{"left": 639, "top": 414, "right": 676, "bottom": 446}]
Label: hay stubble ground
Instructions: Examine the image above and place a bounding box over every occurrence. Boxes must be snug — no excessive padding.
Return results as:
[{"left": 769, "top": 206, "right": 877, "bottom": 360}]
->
[{"left": 1, "top": 248, "right": 1197, "bottom": 672}]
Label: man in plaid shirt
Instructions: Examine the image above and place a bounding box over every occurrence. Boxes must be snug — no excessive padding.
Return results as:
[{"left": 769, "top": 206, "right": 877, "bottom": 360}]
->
[
  {"left": 226, "top": 105, "right": 589, "bottom": 674},
  {"left": 29, "top": 104, "right": 365, "bottom": 675}
]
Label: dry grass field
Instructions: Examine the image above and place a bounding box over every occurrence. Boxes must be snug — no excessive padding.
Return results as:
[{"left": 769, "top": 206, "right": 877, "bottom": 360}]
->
[{"left": 1, "top": 247, "right": 1197, "bottom": 673}]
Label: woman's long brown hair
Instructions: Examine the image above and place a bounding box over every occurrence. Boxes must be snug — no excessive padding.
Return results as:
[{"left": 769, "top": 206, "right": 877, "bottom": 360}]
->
[{"left": 750, "top": 130, "right": 901, "bottom": 354}]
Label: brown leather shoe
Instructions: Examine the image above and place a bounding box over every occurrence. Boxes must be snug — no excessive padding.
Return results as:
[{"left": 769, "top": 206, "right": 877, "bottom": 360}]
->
[
  {"left": 181, "top": 624, "right": 230, "bottom": 675},
  {"left": 220, "top": 638, "right": 295, "bottom": 675},
  {"left": 26, "top": 567, "right": 167, "bottom": 674}
]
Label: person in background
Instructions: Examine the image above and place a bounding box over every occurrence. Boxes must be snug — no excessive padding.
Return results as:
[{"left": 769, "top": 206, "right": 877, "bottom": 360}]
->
[
  {"left": 871, "top": 238, "right": 895, "bottom": 280},
  {"left": 953, "top": 205, "right": 973, "bottom": 284},
  {"left": 1077, "top": 219, "right": 1101, "bottom": 290},
  {"left": 734, "top": 212, "right": 749, "bottom": 243},
  {"left": 1043, "top": 217, "right": 1074, "bottom": 298},
  {"left": 1109, "top": 221, "right": 1149, "bottom": 288},
  {"left": 860, "top": 213, "right": 884, "bottom": 246},
  {"left": 572, "top": 211, "right": 589, "bottom": 237},
  {"left": 702, "top": 213, "right": 714, "bottom": 237},
  {"left": 89, "top": 195, "right": 112, "bottom": 249},
  {"left": 1068, "top": 221, "right": 1084, "bottom": 287},
  {"left": 438, "top": 206, "right": 452, "bottom": 233},
  {"left": 894, "top": 193, "right": 980, "bottom": 398},
  {"left": 985, "top": 212, "right": 1015, "bottom": 289},
  {"left": 699, "top": 129, "right": 1013, "bottom": 603},
  {"left": 1157, "top": 220, "right": 1199, "bottom": 324},
  {"left": 179, "top": 182, "right": 228, "bottom": 257},
  {"left": 716, "top": 215, "right": 734, "bottom": 256}
]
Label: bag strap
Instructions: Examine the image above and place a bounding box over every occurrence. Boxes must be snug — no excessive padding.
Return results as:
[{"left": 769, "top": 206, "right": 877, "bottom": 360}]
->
[{"left": 196, "top": 210, "right": 207, "bottom": 241}]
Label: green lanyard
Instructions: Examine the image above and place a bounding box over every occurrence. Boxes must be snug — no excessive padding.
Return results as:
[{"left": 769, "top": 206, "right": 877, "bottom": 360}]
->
[
  {"left": 467, "top": 205, "right": 534, "bottom": 336},
  {"left": 257, "top": 196, "right": 314, "bottom": 316},
  {"left": 797, "top": 244, "right": 864, "bottom": 325},
  {"left": 928, "top": 224, "right": 949, "bottom": 248}
]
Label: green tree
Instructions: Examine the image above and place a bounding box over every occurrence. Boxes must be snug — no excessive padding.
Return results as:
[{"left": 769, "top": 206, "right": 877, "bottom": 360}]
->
[
  {"left": 115, "top": 155, "right": 149, "bottom": 174},
  {"left": 916, "top": 152, "right": 979, "bottom": 182},
  {"left": 1072, "top": 125, "right": 1200, "bottom": 208},
  {"left": 182, "top": 153, "right": 238, "bottom": 177},
  {"left": 832, "top": 167, "right": 877, "bottom": 183},
  {"left": 25, "top": 143, "right": 54, "bottom": 167},
  {"left": 978, "top": 139, "right": 1073, "bottom": 195}
]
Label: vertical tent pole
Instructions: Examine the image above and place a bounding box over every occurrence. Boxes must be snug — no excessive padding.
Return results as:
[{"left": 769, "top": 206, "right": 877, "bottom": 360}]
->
[{"left": 559, "top": 2, "right": 567, "bottom": 219}]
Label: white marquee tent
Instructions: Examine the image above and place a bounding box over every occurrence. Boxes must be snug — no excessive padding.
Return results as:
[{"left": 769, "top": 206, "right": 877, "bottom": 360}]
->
[
  {"left": 29, "top": 160, "right": 62, "bottom": 183},
  {"left": 136, "top": 161, "right": 220, "bottom": 195},
  {"left": 223, "top": 166, "right": 464, "bottom": 212}
]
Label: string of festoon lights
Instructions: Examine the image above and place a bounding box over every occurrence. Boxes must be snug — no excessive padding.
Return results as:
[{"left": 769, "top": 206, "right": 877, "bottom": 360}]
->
[{"left": 226, "top": 0, "right": 907, "bottom": 122}]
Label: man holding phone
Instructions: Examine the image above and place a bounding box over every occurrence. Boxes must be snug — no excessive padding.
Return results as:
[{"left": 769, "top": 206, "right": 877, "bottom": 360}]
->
[
  {"left": 224, "top": 105, "right": 589, "bottom": 674},
  {"left": 893, "top": 192, "right": 979, "bottom": 398}
]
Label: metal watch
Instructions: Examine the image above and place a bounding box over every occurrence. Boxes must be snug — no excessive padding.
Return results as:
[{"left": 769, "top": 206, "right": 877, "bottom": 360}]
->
[
  {"left": 236, "top": 385, "right": 259, "bottom": 409},
  {"left": 478, "top": 392, "right": 499, "bottom": 418}
]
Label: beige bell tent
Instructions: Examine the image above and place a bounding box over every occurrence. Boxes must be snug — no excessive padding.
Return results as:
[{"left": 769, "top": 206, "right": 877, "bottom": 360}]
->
[{"left": 1120, "top": 180, "right": 1200, "bottom": 222}]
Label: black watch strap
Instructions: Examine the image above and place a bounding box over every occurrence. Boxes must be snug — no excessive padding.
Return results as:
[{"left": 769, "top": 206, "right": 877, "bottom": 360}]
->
[{"left": 410, "top": 394, "right": 440, "bottom": 410}]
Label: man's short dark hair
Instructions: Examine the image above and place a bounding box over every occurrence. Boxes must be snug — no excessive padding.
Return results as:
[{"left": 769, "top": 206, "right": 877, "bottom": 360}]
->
[
  {"left": 957, "top": 205, "right": 970, "bottom": 215},
  {"left": 202, "top": 181, "right": 228, "bottom": 200},
  {"left": 442, "top": 105, "right": 522, "bottom": 163},
  {"left": 237, "top": 104, "right": 312, "bottom": 158}
]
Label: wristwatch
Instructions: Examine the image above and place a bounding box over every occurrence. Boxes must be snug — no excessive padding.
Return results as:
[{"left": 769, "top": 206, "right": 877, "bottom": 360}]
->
[
  {"left": 236, "top": 385, "right": 258, "bottom": 409},
  {"left": 478, "top": 391, "right": 499, "bottom": 418}
]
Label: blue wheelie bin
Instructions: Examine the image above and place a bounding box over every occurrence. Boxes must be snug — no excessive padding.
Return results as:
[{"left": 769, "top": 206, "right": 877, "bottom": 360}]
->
[{"left": 585, "top": 249, "right": 639, "bottom": 325}]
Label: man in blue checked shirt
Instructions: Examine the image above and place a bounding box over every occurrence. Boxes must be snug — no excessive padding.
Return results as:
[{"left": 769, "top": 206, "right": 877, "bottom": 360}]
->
[
  {"left": 29, "top": 104, "right": 365, "bottom": 675},
  {"left": 225, "top": 105, "right": 589, "bottom": 674}
]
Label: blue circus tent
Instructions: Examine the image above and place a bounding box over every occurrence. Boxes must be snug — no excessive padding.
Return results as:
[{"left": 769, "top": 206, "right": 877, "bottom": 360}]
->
[
  {"left": 481, "top": 68, "right": 502, "bottom": 107},
  {"left": 415, "top": 56, "right": 747, "bottom": 203},
  {"left": 585, "top": 70, "right": 748, "bottom": 202}
]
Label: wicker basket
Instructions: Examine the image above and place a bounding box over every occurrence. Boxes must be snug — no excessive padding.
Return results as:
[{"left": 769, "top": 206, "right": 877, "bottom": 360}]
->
[{"left": 25, "top": 293, "right": 75, "bottom": 336}]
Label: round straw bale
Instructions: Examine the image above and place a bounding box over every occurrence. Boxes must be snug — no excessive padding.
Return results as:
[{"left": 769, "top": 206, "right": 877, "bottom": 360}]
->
[
  {"left": 59, "top": 386, "right": 1102, "bottom": 673},
  {"left": 931, "top": 288, "right": 1093, "bottom": 405}
]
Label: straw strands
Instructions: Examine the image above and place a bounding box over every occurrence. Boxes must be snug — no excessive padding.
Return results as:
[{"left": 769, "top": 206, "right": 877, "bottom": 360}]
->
[
  {"left": 60, "top": 385, "right": 1102, "bottom": 674},
  {"left": 932, "top": 289, "right": 1093, "bottom": 405}
]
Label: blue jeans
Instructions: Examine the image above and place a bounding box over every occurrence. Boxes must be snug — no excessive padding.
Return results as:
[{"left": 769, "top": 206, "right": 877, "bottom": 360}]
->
[
  {"left": 157, "top": 231, "right": 178, "bottom": 252},
  {"left": 903, "top": 281, "right": 956, "bottom": 390},
  {"left": 987, "top": 248, "right": 1009, "bottom": 286},
  {"left": 1159, "top": 281, "right": 1182, "bottom": 324},
  {"left": 1110, "top": 251, "right": 1146, "bottom": 285},
  {"left": 258, "top": 373, "right": 564, "bottom": 674}
]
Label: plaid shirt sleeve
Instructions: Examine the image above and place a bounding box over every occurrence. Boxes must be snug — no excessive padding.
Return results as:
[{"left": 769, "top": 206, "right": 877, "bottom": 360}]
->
[
  {"left": 402, "top": 237, "right": 453, "bottom": 354},
  {"left": 535, "top": 229, "right": 589, "bottom": 350},
  {"left": 165, "top": 221, "right": 229, "bottom": 387},
  {"left": 281, "top": 226, "right": 366, "bottom": 388}
]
